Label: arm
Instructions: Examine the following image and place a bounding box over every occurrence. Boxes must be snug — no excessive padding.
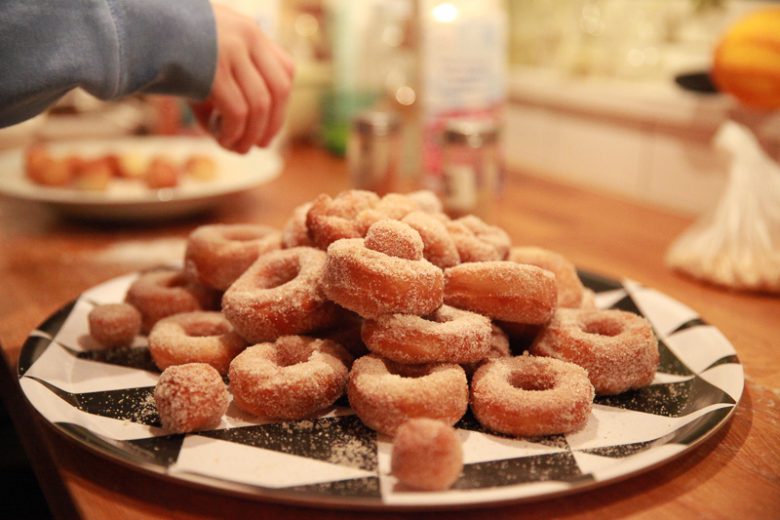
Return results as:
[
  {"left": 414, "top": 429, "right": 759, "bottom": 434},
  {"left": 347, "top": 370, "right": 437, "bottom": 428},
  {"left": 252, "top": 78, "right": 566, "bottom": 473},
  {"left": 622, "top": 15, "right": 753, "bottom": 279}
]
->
[{"left": 0, "top": 0, "right": 216, "bottom": 127}]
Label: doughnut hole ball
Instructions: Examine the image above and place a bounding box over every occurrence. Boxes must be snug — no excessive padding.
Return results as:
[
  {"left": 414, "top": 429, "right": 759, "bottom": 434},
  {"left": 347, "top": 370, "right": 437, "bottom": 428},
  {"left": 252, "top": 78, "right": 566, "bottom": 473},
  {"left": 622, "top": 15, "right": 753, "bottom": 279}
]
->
[
  {"left": 154, "top": 363, "right": 229, "bottom": 433},
  {"left": 88, "top": 303, "right": 142, "bottom": 348},
  {"left": 391, "top": 418, "right": 463, "bottom": 491}
]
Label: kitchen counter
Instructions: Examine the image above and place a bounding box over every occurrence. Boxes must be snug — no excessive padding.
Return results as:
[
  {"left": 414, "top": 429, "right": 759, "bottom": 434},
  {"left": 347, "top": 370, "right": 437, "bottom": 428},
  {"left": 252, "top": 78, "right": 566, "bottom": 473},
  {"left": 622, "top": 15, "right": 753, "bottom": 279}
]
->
[{"left": 1, "top": 144, "right": 777, "bottom": 519}]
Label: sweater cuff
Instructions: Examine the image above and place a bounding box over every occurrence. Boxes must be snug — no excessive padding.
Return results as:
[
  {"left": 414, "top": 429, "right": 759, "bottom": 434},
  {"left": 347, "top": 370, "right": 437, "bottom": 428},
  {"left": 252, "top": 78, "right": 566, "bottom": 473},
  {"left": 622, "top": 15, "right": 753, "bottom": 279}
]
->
[{"left": 110, "top": 0, "right": 216, "bottom": 100}]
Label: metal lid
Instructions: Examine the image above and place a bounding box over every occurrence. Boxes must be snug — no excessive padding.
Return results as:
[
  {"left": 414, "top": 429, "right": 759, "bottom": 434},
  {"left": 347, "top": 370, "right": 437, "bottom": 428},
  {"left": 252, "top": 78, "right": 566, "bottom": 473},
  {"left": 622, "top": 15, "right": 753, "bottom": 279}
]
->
[
  {"left": 443, "top": 118, "right": 500, "bottom": 147},
  {"left": 352, "top": 110, "right": 400, "bottom": 137}
]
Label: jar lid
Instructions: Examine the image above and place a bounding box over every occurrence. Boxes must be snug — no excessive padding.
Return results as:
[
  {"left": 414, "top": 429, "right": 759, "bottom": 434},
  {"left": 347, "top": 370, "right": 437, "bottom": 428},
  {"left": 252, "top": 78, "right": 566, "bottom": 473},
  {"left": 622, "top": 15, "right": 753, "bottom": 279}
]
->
[
  {"left": 443, "top": 118, "right": 500, "bottom": 147},
  {"left": 352, "top": 110, "right": 400, "bottom": 137}
]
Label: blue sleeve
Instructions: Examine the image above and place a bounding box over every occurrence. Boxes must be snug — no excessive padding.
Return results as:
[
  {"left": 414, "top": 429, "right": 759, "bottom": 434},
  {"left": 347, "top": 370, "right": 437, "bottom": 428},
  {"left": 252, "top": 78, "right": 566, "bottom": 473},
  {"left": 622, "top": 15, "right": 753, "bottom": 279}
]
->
[{"left": 0, "top": 0, "right": 217, "bottom": 127}]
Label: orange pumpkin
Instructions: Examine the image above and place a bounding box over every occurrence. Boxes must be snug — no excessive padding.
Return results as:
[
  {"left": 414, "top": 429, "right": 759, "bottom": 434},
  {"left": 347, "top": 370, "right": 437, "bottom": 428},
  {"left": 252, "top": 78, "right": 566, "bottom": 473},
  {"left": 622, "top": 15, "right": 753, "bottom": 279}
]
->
[{"left": 712, "top": 7, "right": 780, "bottom": 109}]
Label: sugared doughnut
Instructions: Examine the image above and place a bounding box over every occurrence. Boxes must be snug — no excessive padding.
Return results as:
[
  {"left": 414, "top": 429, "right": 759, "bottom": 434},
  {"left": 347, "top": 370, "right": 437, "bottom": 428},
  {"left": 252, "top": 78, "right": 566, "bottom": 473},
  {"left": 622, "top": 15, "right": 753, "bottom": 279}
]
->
[
  {"left": 354, "top": 193, "right": 418, "bottom": 235},
  {"left": 391, "top": 419, "right": 463, "bottom": 491},
  {"left": 444, "top": 262, "right": 557, "bottom": 324},
  {"left": 530, "top": 308, "right": 659, "bottom": 395},
  {"left": 322, "top": 238, "right": 444, "bottom": 319},
  {"left": 125, "top": 269, "right": 218, "bottom": 333},
  {"left": 306, "top": 190, "right": 380, "bottom": 249},
  {"left": 455, "top": 216, "right": 511, "bottom": 260},
  {"left": 228, "top": 336, "right": 352, "bottom": 420},
  {"left": 406, "top": 190, "right": 443, "bottom": 214},
  {"left": 282, "top": 202, "right": 314, "bottom": 248},
  {"left": 361, "top": 305, "right": 492, "bottom": 364},
  {"left": 446, "top": 221, "right": 502, "bottom": 263},
  {"left": 402, "top": 211, "right": 460, "bottom": 268},
  {"left": 88, "top": 303, "right": 141, "bottom": 348},
  {"left": 222, "top": 247, "right": 342, "bottom": 343},
  {"left": 184, "top": 224, "right": 281, "bottom": 290},
  {"left": 463, "top": 323, "right": 511, "bottom": 373},
  {"left": 347, "top": 354, "right": 468, "bottom": 436},
  {"left": 154, "top": 363, "right": 229, "bottom": 433},
  {"left": 364, "top": 219, "right": 424, "bottom": 260},
  {"left": 471, "top": 356, "right": 594, "bottom": 437},
  {"left": 148, "top": 311, "right": 245, "bottom": 375},
  {"left": 509, "top": 247, "right": 584, "bottom": 308}
]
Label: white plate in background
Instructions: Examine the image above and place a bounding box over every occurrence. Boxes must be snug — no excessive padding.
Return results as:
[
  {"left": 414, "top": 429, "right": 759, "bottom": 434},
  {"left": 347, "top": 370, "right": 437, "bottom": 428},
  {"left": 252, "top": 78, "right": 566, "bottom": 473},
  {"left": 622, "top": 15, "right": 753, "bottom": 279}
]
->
[{"left": 0, "top": 136, "right": 282, "bottom": 221}]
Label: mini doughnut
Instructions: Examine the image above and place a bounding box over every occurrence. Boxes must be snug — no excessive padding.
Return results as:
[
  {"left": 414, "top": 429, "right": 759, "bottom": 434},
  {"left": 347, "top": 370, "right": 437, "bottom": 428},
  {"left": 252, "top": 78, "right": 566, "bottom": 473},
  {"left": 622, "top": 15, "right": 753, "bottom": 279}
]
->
[
  {"left": 148, "top": 311, "right": 245, "bottom": 375},
  {"left": 402, "top": 211, "right": 460, "bottom": 268},
  {"left": 455, "top": 216, "right": 511, "bottom": 260},
  {"left": 88, "top": 303, "right": 141, "bottom": 348},
  {"left": 444, "top": 262, "right": 557, "bottom": 324},
  {"left": 364, "top": 219, "right": 424, "bottom": 260},
  {"left": 126, "top": 269, "right": 218, "bottom": 333},
  {"left": 361, "top": 305, "right": 492, "bottom": 364},
  {"left": 282, "top": 202, "right": 314, "bottom": 248},
  {"left": 471, "top": 356, "right": 594, "bottom": 437},
  {"left": 509, "top": 247, "right": 584, "bottom": 308},
  {"left": 530, "top": 308, "right": 659, "bottom": 395},
  {"left": 154, "top": 363, "right": 229, "bottom": 433},
  {"left": 228, "top": 336, "right": 352, "bottom": 419},
  {"left": 347, "top": 354, "right": 468, "bottom": 436},
  {"left": 322, "top": 238, "right": 444, "bottom": 319},
  {"left": 185, "top": 224, "right": 282, "bottom": 290},
  {"left": 306, "top": 190, "right": 380, "bottom": 249},
  {"left": 445, "top": 221, "right": 501, "bottom": 263},
  {"left": 391, "top": 419, "right": 463, "bottom": 491},
  {"left": 222, "top": 247, "right": 342, "bottom": 343}
]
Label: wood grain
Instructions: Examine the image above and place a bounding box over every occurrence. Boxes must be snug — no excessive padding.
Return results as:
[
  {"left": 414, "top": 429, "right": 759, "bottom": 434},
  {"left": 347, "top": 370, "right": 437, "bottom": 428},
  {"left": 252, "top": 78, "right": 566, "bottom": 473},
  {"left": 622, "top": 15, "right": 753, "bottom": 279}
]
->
[{"left": 1, "top": 144, "right": 778, "bottom": 519}]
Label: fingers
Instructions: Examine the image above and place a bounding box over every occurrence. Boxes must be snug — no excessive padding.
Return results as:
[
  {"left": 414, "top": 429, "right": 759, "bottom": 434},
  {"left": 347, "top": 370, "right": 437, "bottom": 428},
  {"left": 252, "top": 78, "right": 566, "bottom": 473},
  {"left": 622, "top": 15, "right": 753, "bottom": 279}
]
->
[
  {"left": 204, "top": 5, "right": 295, "bottom": 153},
  {"left": 232, "top": 54, "right": 270, "bottom": 153},
  {"left": 250, "top": 36, "right": 293, "bottom": 147}
]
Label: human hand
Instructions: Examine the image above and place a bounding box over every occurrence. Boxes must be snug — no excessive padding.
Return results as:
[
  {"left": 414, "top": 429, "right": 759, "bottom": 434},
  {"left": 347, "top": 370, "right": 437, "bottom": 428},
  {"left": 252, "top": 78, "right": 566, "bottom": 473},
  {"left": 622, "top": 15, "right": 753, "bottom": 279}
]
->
[{"left": 191, "top": 4, "right": 295, "bottom": 153}]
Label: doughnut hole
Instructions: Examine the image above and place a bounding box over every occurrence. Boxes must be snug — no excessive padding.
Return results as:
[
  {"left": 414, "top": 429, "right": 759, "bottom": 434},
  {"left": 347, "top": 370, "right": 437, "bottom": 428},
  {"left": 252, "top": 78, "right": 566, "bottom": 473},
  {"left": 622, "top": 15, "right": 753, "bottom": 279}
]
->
[
  {"left": 385, "top": 360, "right": 432, "bottom": 379},
  {"left": 365, "top": 219, "right": 424, "bottom": 260},
  {"left": 391, "top": 418, "right": 463, "bottom": 491},
  {"left": 88, "top": 303, "right": 141, "bottom": 348},
  {"left": 183, "top": 320, "right": 231, "bottom": 338},
  {"left": 154, "top": 363, "right": 229, "bottom": 433},
  {"left": 256, "top": 255, "right": 301, "bottom": 289},
  {"left": 582, "top": 317, "right": 624, "bottom": 337},
  {"left": 509, "top": 370, "right": 556, "bottom": 392},
  {"left": 273, "top": 336, "right": 316, "bottom": 367}
]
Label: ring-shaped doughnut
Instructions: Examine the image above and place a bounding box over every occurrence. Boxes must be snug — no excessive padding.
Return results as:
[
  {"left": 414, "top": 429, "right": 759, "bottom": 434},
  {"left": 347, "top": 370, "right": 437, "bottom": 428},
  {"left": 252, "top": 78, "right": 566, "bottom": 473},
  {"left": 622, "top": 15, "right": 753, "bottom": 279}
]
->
[
  {"left": 306, "top": 190, "right": 379, "bottom": 249},
  {"left": 361, "top": 305, "right": 492, "bottom": 364},
  {"left": 347, "top": 354, "right": 468, "bottom": 436},
  {"left": 471, "top": 356, "right": 594, "bottom": 437},
  {"left": 228, "top": 336, "right": 352, "bottom": 420},
  {"left": 222, "top": 247, "right": 342, "bottom": 343},
  {"left": 185, "top": 224, "right": 281, "bottom": 290},
  {"left": 148, "top": 311, "right": 246, "bottom": 375},
  {"left": 509, "top": 246, "right": 584, "bottom": 308},
  {"left": 444, "top": 262, "right": 557, "bottom": 324},
  {"left": 530, "top": 308, "right": 659, "bottom": 395},
  {"left": 125, "top": 269, "right": 218, "bottom": 333},
  {"left": 322, "top": 238, "right": 444, "bottom": 319}
]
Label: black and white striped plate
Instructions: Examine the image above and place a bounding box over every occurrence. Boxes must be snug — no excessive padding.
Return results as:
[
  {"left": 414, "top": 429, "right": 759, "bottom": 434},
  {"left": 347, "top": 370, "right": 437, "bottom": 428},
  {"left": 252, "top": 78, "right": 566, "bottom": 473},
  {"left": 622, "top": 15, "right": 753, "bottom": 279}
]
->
[{"left": 18, "top": 271, "right": 743, "bottom": 509}]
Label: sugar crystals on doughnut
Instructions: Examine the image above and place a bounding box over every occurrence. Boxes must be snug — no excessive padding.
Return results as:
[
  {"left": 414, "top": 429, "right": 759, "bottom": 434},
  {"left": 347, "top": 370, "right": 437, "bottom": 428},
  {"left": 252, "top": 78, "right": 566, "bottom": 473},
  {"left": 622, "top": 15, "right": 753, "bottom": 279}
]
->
[
  {"left": 402, "top": 211, "right": 460, "bottom": 268},
  {"left": 228, "top": 336, "right": 352, "bottom": 420},
  {"left": 184, "top": 224, "right": 282, "bottom": 290},
  {"left": 125, "top": 269, "right": 219, "bottom": 333},
  {"left": 530, "top": 308, "right": 659, "bottom": 395},
  {"left": 222, "top": 247, "right": 342, "bottom": 343},
  {"left": 154, "top": 363, "right": 229, "bottom": 433},
  {"left": 148, "top": 311, "right": 246, "bottom": 375},
  {"left": 322, "top": 238, "right": 444, "bottom": 319},
  {"left": 364, "top": 219, "right": 424, "bottom": 260},
  {"left": 391, "top": 418, "right": 463, "bottom": 491},
  {"left": 471, "top": 355, "right": 594, "bottom": 437},
  {"left": 88, "top": 303, "right": 141, "bottom": 348},
  {"left": 306, "top": 190, "right": 380, "bottom": 249},
  {"left": 509, "top": 246, "right": 585, "bottom": 308}
]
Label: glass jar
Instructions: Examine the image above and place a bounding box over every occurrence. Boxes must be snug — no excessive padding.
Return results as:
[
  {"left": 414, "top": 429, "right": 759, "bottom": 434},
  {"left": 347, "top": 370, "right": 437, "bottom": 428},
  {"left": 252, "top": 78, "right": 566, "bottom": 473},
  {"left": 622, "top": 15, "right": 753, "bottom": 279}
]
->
[
  {"left": 347, "top": 110, "right": 401, "bottom": 194},
  {"left": 440, "top": 117, "right": 502, "bottom": 217}
]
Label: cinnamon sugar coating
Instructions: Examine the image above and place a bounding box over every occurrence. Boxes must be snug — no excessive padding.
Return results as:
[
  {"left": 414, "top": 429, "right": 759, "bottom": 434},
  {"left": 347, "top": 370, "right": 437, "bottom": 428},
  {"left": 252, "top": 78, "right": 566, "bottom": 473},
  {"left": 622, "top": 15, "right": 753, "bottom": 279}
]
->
[
  {"left": 154, "top": 363, "right": 229, "bottom": 433},
  {"left": 391, "top": 418, "right": 463, "bottom": 491}
]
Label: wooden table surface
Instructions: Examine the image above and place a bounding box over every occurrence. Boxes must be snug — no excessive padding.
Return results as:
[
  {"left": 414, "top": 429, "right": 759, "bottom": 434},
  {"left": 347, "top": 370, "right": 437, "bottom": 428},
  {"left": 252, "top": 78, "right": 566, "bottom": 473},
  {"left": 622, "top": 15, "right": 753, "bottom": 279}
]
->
[{"left": 1, "top": 144, "right": 778, "bottom": 519}]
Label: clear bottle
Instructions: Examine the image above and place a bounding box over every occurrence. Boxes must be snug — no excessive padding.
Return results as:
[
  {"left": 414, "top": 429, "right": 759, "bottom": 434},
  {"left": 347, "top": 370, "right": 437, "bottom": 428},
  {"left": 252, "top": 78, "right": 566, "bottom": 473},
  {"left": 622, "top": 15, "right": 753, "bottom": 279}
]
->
[
  {"left": 347, "top": 110, "right": 401, "bottom": 195},
  {"left": 440, "top": 117, "right": 501, "bottom": 218}
]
